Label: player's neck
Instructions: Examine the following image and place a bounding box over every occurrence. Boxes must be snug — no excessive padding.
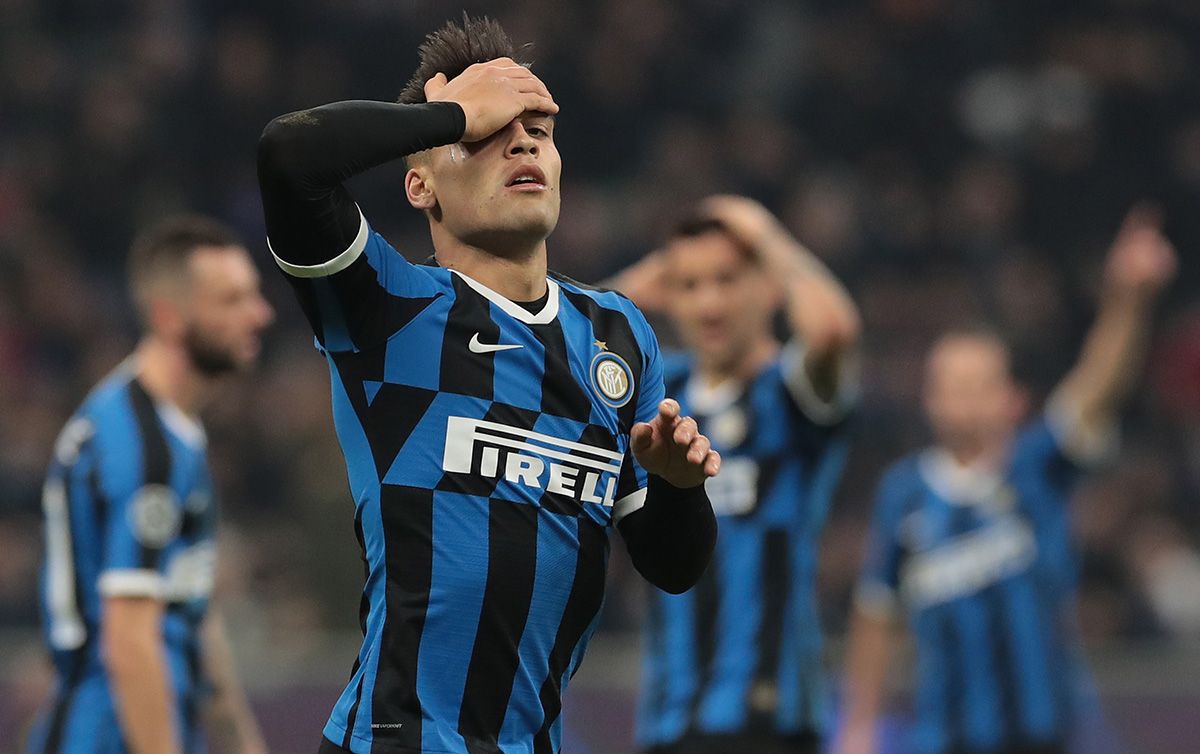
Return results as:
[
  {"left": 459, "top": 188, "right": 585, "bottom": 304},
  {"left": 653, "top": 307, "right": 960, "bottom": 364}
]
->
[
  {"left": 942, "top": 435, "right": 1011, "bottom": 470},
  {"left": 697, "top": 334, "right": 778, "bottom": 386},
  {"left": 432, "top": 229, "right": 549, "bottom": 302},
  {"left": 133, "top": 337, "right": 212, "bottom": 416}
]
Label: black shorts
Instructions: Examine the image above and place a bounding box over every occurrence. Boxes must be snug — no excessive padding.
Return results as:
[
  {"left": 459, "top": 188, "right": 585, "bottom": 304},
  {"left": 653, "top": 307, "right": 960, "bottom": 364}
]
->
[{"left": 643, "top": 731, "right": 820, "bottom": 754}]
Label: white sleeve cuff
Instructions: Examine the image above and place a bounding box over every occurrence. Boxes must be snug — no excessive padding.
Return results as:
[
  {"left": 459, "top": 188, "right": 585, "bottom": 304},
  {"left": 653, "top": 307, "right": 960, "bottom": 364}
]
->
[
  {"left": 268, "top": 206, "right": 369, "bottom": 278},
  {"left": 780, "top": 340, "right": 860, "bottom": 426},
  {"left": 612, "top": 487, "right": 647, "bottom": 524},
  {"left": 98, "top": 569, "right": 164, "bottom": 599},
  {"left": 853, "top": 580, "right": 899, "bottom": 621},
  {"left": 1045, "top": 390, "right": 1119, "bottom": 467}
]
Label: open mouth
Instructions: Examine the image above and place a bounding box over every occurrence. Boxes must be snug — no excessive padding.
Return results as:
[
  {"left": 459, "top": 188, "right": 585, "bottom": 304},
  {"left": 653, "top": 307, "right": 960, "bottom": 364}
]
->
[{"left": 506, "top": 165, "right": 547, "bottom": 190}]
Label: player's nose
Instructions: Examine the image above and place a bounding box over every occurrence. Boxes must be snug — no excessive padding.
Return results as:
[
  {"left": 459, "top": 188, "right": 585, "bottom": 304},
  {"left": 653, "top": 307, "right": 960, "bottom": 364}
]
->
[{"left": 507, "top": 123, "right": 538, "bottom": 157}]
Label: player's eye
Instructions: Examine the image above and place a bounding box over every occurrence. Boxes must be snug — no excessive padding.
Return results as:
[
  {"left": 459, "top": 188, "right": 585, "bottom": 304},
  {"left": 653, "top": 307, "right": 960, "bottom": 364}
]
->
[{"left": 528, "top": 126, "right": 547, "bottom": 137}]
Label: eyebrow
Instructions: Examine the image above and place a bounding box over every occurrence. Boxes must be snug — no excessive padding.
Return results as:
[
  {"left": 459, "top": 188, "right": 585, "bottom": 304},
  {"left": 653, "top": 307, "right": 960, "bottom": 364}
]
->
[{"left": 525, "top": 112, "right": 556, "bottom": 123}]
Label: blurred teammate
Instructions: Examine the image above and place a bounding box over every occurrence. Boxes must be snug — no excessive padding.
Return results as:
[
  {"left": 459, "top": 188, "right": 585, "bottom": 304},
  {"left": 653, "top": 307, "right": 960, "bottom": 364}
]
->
[
  {"left": 835, "top": 207, "right": 1177, "bottom": 754},
  {"left": 256, "top": 15, "right": 719, "bottom": 754},
  {"left": 611, "top": 196, "right": 861, "bottom": 754},
  {"left": 27, "top": 217, "right": 273, "bottom": 754}
]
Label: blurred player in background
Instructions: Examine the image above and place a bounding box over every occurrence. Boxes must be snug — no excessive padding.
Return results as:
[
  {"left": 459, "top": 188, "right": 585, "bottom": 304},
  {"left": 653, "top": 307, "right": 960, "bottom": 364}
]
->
[
  {"left": 611, "top": 196, "right": 861, "bottom": 754},
  {"left": 26, "top": 217, "right": 272, "bottom": 754},
  {"left": 256, "top": 15, "right": 719, "bottom": 754},
  {"left": 834, "top": 206, "right": 1178, "bottom": 754}
]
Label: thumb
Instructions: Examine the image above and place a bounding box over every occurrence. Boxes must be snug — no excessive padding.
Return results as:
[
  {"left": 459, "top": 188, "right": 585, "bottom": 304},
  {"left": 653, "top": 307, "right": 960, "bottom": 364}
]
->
[
  {"left": 630, "top": 422, "right": 654, "bottom": 454},
  {"left": 424, "top": 72, "right": 449, "bottom": 100}
]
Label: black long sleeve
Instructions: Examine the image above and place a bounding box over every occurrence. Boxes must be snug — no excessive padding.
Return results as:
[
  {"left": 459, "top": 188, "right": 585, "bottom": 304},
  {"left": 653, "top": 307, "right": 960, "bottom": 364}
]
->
[
  {"left": 618, "top": 475, "right": 717, "bottom": 594},
  {"left": 256, "top": 100, "right": 465, "bottom": 265}
]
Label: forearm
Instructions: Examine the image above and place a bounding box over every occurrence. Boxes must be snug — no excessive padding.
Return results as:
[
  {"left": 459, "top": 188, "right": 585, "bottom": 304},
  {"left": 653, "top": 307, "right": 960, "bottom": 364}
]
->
[
  {"left": 256, "top": 100, "right": 465, "bottom": 264},
  {"left": 840, "top": 607, "right": 893, "bottom": 734},
  {"left": 1057, "top": 288, "right": 1156, "bottom": 424},
  {"left": 202, "top": 613, "right": 266, "bottom": 753},
  {"left": 618, "top": 475, "right": 716, "bottom": 594},
  {"left": 107, "top": 638, "right": 182, "bottom": 754}
]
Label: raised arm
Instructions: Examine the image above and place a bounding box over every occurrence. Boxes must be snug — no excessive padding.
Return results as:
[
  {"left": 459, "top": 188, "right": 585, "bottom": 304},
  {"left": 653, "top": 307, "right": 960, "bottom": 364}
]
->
[
  {"left": 700, "top": 195, "right": 862, "bottom": 405},
  {"left": 1052, "top": 205, "right": 1177, "bottom": 442},
  {"left": 256, "top": 57, "right": 557, "bottom": 265}
]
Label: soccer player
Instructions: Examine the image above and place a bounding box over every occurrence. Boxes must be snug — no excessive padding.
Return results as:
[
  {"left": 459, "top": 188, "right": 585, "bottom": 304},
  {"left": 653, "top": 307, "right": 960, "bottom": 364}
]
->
[
  {"left": 27, "top": 217, "right": 273, "bottom": 754},
  {"left": 609, "top": 196, "right": 862, "bottom": 754},
  {"left": 834, "top": 206, "right": 1178, "bottom": 754},
  {"left": 255, "top": 15, "right": 720, "bottom": 754}
]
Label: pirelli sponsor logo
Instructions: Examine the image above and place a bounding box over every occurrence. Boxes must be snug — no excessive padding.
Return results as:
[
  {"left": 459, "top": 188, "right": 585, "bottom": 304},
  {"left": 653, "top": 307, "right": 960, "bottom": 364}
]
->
[{"left": 442, "top": 416, "right": 622, "bottom": 506}]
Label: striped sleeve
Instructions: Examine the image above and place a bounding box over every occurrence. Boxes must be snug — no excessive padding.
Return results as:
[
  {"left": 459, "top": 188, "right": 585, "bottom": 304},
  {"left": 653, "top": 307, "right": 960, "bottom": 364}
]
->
[
  {"left": 612, "top": 312, "right": 666, "bottom": 524},
  {"left": 95, "top": 383, "right": 180, "bottom": 600}
]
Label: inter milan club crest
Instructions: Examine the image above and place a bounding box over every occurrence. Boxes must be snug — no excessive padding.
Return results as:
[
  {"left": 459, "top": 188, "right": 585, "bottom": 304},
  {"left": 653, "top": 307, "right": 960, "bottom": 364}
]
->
[{"left": 589, "top": 347, "right": 634, "bottom": 408}]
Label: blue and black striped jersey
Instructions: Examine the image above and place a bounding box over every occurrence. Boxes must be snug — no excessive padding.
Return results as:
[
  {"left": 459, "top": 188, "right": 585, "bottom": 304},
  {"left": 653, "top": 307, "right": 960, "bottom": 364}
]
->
[
  {"left": 856, "top": 410, "right": 1108, "bottom": 754},
  {"left": 271, "top": 209, "right": 665, "bottom": 754},
  {"left": 31, "top": 363, "right": 216, "bottom": 754},
  {"left": 636, "top": 349, "right": 854, "bottom": 748}
]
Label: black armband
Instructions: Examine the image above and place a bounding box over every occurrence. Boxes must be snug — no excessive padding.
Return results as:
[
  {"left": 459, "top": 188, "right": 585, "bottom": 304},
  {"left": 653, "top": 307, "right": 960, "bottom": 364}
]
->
[{"left": 617, "top": 475, "right": 717, "bottom": 594}]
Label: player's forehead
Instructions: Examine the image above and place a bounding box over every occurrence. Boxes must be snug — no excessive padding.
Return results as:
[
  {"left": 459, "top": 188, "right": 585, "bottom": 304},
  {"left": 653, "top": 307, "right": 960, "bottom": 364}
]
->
[
  {"left": 187, "top": 245, "right": 257, "bottom": 288},
  {"left": 665, "top": 230, "right": 750, "bottom": 271},
  {"left": 927, "top": 334, "right": 1011, "bottom": 379}
]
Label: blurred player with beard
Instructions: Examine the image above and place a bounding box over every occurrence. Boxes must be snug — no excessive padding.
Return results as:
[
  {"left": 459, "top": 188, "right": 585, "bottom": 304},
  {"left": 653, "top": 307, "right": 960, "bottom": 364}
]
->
[
  {"left": 27, "top": 217, "right": 273, "bottom": 754},
  {"left": 834, "top": 206, "right": 1177, "bottom": 754},
  {"left": 256, "top": 14, "right": 719, "bottom": 754},
  {"left": 611, "top": 196, "right": 862, "bottom": 754}
]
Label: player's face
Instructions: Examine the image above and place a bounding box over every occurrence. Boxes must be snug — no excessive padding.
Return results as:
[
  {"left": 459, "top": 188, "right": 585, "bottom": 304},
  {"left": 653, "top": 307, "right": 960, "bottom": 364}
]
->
[
  {"left": 417, "top": 112, "right": 561, "bottom": 253},
  {"left": 183, "top": 246, "right": 274, "bottom": 375},
  {"left": 663, "top": 231, "right": 777, "bottom": 368},
  {"left": 923, "top": 335, "right": 1025, "bottom": 454}
]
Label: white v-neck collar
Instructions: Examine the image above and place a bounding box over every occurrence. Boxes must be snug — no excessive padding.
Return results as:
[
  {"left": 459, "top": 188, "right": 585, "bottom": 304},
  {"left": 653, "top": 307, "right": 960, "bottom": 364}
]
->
[
  {"left": 686, "top": 373, "right": 744, "bottom": 415},
  {"left": 451, "top": 270, "right": 560, "bottom": 325},
  {"left": 918, "top": 448, "right": 1005, "bottom": 507}
]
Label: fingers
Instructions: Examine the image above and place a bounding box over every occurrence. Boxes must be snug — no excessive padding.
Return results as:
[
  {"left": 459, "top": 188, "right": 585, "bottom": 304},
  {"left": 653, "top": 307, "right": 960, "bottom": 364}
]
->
[
  {"left": 686, "top": 433, "right": 711, "bottom": 465},
  {"left": 658, "top": 398, "right": 680, "bottom": 423},
  {"left": 673, "top": 415, "right": 698, "bottom": 447},
  {"left": 519, "top": 92, "right": 559, "bottom": 115},
  {"left": 423, "top": 71, "right": 449, "bottom": 99},
  {"left": 703, "top": 450, "right": 721, "bottom": 477},
  {"left": 630, "top": 422, "right": 654, "bottom": 454}
]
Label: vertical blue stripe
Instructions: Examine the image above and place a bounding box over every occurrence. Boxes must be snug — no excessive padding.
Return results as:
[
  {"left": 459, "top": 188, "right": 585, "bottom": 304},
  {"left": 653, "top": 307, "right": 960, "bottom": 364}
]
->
[
  {"left": 655, "top": 591, "right": 697, "bottom": 743},
  {"left": 697, "top": 521, "right": 760, "bottom": 731},
  {"left": 1003, "top": 576, "right": 1058, "bottom": 739},
  {"left": 953, "top": 595, "right": 1003, "bottom": 750},
  {"left": 417, "top": 491, "right": 490, "bottom": 753},
  {"left": 498, "top": 512, "right": 579, "bottom": 746},
  {"left": 493, "top": 318, "right": 547, "bottom": 411},
  {"left": 323, "top": 362, "right": 390, "bottom": 745}
]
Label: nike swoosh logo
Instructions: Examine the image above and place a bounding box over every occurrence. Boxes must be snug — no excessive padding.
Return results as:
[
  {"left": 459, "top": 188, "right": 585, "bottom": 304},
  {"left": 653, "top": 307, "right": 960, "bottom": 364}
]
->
[{"left": 468, "top": 333, "right": 523, "bottom": 354}]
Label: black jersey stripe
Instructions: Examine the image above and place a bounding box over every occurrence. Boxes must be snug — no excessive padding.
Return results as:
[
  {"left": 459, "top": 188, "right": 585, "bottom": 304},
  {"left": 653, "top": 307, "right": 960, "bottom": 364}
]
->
[
  {"left": 458, "top": 499, "right": 539, "bottom": 752},
  {"left": 533, "top": 519, "right": 608, "bottom": 754},
  {"left": 371, "top": 485, "right": 434, "bottom": 751},
  {"left": 41, "top": 648, "right": 87, "bottom": 754},
  {"left": 559, "top": 290, "right": 645, "bottom": 430},
  {"left": 748, "top": 529, "right": 790, "bottom": 727},
  {"left": 441, "top": 274, "right": 499, "bottom": 400},
  {"left": 988, "top": 585, "right": 1020, "bottom": 746},
  {"left": 127, "top": 379, "right": 173, "bottom": 569},
  {"left": 686, "top": 548, "right": 722, "bottom": 732},
  {"left": 528, "top": 318, "right": 592, "bottom": 424}
]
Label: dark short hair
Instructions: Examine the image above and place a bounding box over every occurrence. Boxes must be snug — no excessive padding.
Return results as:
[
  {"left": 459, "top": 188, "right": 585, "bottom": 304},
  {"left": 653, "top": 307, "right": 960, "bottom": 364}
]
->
[
  {"left": 668, "top": 213, "right": 756, "bottom": 259},
  {"left": 397, "top": 14, "right": 532, "bottom": 105},
  {"left": 128, "top": 214, "right": 243, "bottom": 304}
]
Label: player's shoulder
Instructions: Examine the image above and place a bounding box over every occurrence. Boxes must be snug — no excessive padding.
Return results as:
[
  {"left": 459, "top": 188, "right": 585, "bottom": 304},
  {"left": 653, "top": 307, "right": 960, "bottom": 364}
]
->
[
  {"left": 551, "top": 271, "right": 657, "bottom": 340},
  {"left": 77, "top": 362, "right": 139, "bottom": 425}
]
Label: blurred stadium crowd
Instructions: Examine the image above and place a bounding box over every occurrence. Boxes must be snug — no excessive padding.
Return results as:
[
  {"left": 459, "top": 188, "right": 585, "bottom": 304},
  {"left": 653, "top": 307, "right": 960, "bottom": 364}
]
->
[{"left": 2, "top": 0, "right": 1200, "bottom": 699}]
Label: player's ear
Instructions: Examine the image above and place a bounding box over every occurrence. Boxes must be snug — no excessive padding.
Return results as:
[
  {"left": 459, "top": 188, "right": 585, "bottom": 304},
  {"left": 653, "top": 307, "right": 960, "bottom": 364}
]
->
[
  {"left": 146, "top": 295, "right": 187, "bottom": 341},
  {"left": 405, "top": 164, "right": 437, "bottom": 211}
]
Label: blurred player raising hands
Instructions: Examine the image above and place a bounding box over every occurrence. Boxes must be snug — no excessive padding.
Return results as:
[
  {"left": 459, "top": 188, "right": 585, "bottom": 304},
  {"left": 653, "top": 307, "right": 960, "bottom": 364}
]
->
[
  {"left": 834, "top": 206, "right": 1176, "bottom": 754},
  {"left": 612, "top": 195, "right": 861, "bottom": 754}
]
